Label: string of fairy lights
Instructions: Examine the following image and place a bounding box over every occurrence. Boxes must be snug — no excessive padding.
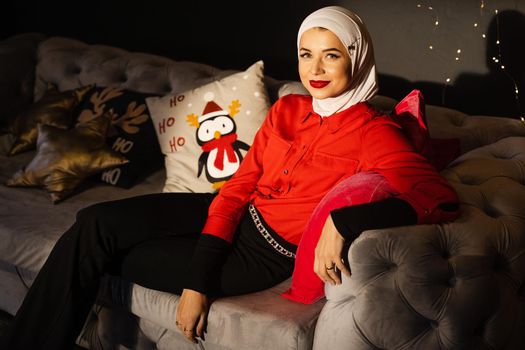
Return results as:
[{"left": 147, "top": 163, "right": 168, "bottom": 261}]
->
[{"left": 417, "top": 1, "right": 524, "bottom": 122}]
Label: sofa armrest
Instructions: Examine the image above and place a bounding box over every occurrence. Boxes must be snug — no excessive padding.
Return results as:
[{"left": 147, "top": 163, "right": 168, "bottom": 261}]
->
[
  {"left": 313, "top": 136, "right": 525, "bottom": 350},
  {"left": 0, "top": 32, "right": 46, "bottom": 132}
]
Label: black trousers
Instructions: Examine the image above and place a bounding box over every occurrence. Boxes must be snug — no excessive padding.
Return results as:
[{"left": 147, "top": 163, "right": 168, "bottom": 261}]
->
[{"left": 2, "top": 193, "right": 296, "bottom": 350}]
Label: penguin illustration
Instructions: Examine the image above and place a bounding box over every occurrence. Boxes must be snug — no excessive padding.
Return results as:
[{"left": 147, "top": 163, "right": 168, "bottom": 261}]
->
[{"left": 189, "top": 95, "right": 249, "bottom": 190}]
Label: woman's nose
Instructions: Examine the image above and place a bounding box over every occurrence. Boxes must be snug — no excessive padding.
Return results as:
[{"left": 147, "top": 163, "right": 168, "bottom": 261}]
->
[{"left": 310, "top": 59, "right": 324, "bottom": 75}]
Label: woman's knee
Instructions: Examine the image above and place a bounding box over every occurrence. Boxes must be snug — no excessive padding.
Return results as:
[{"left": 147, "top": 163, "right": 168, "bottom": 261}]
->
[
  {"left": 70, "top": 201, "right": 122, "bottom": 250},
  {"left": 76, "top": 202, "right": 106, "bottom": 224},
  {"left": 74, "top": 200, "right": 123, "bottom": 232}
]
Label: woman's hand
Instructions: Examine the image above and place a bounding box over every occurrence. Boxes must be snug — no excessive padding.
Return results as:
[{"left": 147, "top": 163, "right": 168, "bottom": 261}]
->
[
  {"left": 176, "top": 288, "right": 209, "bottom": 343},
  {"left": 314, "top": 214, "right": 351, "bottom": 285}
]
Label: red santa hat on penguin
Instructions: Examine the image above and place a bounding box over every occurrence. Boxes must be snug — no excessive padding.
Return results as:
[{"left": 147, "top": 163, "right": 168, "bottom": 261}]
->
[{"left": 199, "top": 92, "right": 228, "bottom": 123}]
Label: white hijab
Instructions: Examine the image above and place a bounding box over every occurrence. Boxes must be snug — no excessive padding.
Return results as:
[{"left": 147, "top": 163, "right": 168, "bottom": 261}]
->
[{"left": 297, "top": 6, "right": 378, "bottom": 116}]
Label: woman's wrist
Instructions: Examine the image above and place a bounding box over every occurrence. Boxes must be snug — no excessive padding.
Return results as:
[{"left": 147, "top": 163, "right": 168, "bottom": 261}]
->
[{"left": 330, "top": 197, "right": 417, "bottom": 241}]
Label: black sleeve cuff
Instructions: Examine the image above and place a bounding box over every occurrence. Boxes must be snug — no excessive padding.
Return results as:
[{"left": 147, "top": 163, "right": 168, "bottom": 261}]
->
[
  {"left": 183, "top": 233, "right": 231, "bottom": 295},
  {"left": 331, "top": 197, "right": 417, "bottom": 242}
]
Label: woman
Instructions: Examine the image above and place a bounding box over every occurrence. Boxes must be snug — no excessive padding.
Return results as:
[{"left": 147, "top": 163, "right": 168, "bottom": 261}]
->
[{"left": 1, "top": 6, "right": 458, "bottom": 348}]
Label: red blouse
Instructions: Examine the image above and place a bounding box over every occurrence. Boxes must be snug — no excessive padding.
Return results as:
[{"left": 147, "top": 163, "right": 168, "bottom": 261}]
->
[{"left": 202, "top": 94, "right": 458, "bottom": 245}]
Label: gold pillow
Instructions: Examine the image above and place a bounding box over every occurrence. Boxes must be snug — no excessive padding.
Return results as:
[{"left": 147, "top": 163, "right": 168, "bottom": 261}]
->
[
  {"left": 7, "top": 84, "right": 93, "bottom": 156},
  {"left": 6, "top": 114, "right": 129, "bottom": 203}
]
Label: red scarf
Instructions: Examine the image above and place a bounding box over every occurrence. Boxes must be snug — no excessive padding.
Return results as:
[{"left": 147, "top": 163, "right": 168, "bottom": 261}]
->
[{"left": 201, "top": 134, "right": 238, "bottom": 170}]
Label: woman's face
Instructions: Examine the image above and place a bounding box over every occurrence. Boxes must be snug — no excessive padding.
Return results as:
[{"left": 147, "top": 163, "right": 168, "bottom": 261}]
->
[{"left": 298, "top": 28, "right": 352, "bottom": 100}]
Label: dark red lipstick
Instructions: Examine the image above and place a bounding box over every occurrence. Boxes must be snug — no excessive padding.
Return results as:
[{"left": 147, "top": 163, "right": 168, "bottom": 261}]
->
[{"left": 309, "top": 80, "right": 330, "bottom": 88}]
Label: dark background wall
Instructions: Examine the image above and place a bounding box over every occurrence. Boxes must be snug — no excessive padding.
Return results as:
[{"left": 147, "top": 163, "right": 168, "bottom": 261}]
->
[{"left": 3, "top": 0, "right": 524, "bottom": 118}]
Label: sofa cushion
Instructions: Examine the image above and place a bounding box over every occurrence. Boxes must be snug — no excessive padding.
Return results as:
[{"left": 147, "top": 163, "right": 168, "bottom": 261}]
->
[
  {"left": 0, "top": 154, "right": 165, "bottom": 274},
  {"left": 5, "top": 115, "right": 129, "bottom": 203},
  {"left": 146, "top": 60, "right": 270, "bottom": 193},
  {"left": 390, "top": 89, "right": 461, "bottom": 171},
  {"left": 80, "top": 276, "right": 325, "bottom": 350},
  {"left": 7, "top": 84, "right": 92, "bottom": 155},
  {"left": 75, "top": 87, "right": 164, "bottom": 188}
]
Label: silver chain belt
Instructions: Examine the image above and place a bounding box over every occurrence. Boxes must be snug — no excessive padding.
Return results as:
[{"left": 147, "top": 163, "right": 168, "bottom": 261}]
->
[{"left": 248, "top": 204, "right": 296, "bottom": 259}]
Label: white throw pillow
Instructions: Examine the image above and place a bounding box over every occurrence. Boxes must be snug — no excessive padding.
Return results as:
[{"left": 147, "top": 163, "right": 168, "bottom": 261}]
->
[{"left": 146, "top": 61, "right": 270, "bottom": 193}]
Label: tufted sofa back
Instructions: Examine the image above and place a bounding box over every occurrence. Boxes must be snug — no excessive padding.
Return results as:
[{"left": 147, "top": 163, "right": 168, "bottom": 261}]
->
[
  {"left": 34, "top": 37, "right": 220, "bottom": 100},
  {"left": 33, "top": 36, "right": 289, "bottom": 105}
]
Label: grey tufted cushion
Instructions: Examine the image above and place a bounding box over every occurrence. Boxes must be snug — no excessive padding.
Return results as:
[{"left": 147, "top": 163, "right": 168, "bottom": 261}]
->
[
  {"left": 79, "top": 276, "right": 324, "bottom": 350},
  {"left": 314, "top": 136, "right": 525, "bottom": 350}
]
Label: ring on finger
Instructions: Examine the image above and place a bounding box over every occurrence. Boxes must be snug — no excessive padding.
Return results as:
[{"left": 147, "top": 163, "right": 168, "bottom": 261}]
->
[{"left": 325, "top": 264, "right": 335, "bottom": 270}]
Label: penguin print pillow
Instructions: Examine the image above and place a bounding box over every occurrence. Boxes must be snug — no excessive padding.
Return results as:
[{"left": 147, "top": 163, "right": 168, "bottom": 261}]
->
[{"left": 146, "top": 61, "right": 271, "bottom": 193}]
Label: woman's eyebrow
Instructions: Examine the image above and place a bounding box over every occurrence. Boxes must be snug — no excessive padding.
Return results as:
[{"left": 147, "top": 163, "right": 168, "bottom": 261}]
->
[
  {"left": 299, "top": 47, "right": 343, "bottom": 53},
  {"left": 322, "top": 47, "right": 343, "bottom": 53}
]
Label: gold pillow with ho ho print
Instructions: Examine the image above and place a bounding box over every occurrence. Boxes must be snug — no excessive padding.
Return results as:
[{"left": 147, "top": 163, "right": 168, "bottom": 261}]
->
[{"left": 146, "top": 61, "right": 271, "bottom": 193}]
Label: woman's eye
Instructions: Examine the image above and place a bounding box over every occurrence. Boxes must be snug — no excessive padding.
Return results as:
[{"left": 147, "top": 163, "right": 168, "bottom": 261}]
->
[
  {"left": 326, "top": 53, "right": 340, "bottom": 59},
  {"left": 299, "top": 53, "right": 311, "bottom": 59}
]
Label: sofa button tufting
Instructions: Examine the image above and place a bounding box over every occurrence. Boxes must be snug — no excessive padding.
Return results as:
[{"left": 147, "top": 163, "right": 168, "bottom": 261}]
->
[{"left": 429, "top": 320, "right": 439, "bottom": 329}]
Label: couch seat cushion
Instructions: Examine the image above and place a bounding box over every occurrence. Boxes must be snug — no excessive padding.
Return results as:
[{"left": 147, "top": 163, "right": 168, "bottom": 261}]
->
[
  {"left": 90, "top": 276, "right": 325, "bottom": 350},
  {"left": 0, "top": 140, "right": 165, "bottom": 273}
]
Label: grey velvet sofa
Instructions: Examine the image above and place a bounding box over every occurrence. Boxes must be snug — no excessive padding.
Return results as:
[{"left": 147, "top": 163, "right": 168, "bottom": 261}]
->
[{"left": 1, "top": 33, "right": 525, "bottom": 350}]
